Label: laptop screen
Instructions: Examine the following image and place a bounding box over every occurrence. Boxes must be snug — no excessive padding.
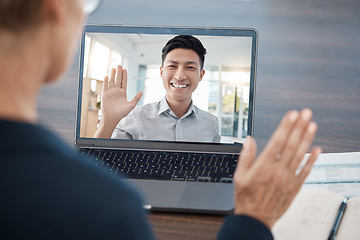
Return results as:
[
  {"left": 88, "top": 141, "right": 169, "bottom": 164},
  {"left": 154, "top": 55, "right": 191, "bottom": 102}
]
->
[{"left": 76, "top": 25, "right": 257, "bottom": 153}]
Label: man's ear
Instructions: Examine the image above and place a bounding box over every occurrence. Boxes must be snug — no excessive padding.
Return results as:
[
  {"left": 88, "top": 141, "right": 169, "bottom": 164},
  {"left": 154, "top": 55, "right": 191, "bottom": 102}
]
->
[
  {"left": 160, "top": 66, "right": 163, "bottom": 77},
  {"left": 199, "top": 69, "right": 205, "bottom": 82}
]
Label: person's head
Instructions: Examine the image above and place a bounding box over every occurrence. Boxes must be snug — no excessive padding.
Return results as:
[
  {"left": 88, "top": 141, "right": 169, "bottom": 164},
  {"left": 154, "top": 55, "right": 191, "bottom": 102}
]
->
[
  {"left": 161, "top": 35, "right": 206, "bottom": 70},
  {"left": 0, "top": 0, "right": 86, "bottom": 83},
  {"left": 160, "top": 35, "right": 206, "bottom": 105}
]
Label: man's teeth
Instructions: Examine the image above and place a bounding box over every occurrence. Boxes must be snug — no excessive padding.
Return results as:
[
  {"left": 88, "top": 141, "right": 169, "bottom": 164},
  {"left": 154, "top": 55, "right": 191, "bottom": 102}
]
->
[{"left": 171, "top": 83, "right": 188, "bottom": 89}]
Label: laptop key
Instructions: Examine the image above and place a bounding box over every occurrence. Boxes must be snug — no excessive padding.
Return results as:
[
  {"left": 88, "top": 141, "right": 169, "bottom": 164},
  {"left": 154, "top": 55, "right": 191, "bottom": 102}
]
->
[
  {"left": 137, "top": 163, "right": 147, "bottom": 169},
  {"left": 183, "top": 165, "right": 193, "bottom": 171},
  {"left": 210, "top": 177, "right": 222, "bottom": 183},
  {"left": 127, "top": 172, "right": 150, "bottom": 179},
  {"left": 172, "top": 176, "right": 186, "bottom": 181},
  {"left": 193, "top": 166, "right": 205, "bottom": 172},
  {"left": 221, "top": 178, "right": 233, "bottom": 183},
  {"left": 151, "top": 170, "right": 172, "bottom": 180},
  {"left": 133, "top": 169, "right": 152, "bottom": 179},
  {"left": 148, "top": 159, "right": 159, "bottom": 165},
  {"left": 198, "top": 177, "right": 210, "bottom": 182},
  {"left": 187, "top": 176, "right": 198, "bottom": 181},
  {"left": 135, "top": 158, "right": 146, "bottom": 164}
]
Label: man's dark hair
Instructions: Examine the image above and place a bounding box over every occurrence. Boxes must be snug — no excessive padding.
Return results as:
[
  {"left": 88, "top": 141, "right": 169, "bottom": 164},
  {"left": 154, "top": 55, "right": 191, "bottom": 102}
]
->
[{"left": 161, "top": 35, "right": 206, "bottom": 69}]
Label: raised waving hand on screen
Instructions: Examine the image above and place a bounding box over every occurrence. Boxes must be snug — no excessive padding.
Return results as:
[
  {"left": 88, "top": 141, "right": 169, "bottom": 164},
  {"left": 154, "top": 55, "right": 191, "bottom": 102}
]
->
[{"left": 93, "top": 65, "right": 142, "bottom": 138}]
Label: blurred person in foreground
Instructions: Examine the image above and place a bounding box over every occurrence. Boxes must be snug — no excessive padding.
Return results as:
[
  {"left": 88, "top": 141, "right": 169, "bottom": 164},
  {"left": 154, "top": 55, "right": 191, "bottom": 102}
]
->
[{"left": 0, "top": 0, "right": 321, "bottom": 239}]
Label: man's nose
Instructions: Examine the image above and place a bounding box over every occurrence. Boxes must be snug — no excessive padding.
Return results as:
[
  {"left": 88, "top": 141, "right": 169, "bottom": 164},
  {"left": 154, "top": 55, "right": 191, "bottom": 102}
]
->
[{"left": 174, "top": 68, "right": 186, "bottom": 81}]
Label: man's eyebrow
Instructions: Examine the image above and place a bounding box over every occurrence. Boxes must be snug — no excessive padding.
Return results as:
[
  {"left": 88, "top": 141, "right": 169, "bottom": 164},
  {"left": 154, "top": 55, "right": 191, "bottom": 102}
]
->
[
  {"left": 185, "top": 61, "right": 199, "bottom": 66},
  {"left": 165, "top": 60, "right": 179, "bottom": 65},
  {"left": 165, "top": 60, "right": 199, "bottom": 65}
]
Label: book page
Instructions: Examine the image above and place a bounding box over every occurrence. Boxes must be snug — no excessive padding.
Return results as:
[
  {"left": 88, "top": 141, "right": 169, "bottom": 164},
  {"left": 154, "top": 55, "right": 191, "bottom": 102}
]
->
[
  {"left": 272, "top": 190, "right": 344, "bottom": 240},
  {"left": 336, "top": 196, "right": 360, "bottom": 240}
]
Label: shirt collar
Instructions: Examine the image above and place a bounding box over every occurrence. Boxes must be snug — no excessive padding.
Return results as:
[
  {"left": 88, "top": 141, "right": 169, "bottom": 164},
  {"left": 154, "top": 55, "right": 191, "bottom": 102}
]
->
[
  {"left": 183, "top": 101, "right": 198, "bottom": 119},
  {"left": 158, "top": 97, "right": 170, "bottom": 115},
  {"left": 158, "top": 97, "right": 198, "bottom": 119}
]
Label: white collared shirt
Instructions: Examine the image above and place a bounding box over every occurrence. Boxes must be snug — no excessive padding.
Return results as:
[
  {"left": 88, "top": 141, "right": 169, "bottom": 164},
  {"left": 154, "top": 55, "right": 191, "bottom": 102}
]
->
[{"left": 111, "top": 97, "right": 220, "bottom": 143}]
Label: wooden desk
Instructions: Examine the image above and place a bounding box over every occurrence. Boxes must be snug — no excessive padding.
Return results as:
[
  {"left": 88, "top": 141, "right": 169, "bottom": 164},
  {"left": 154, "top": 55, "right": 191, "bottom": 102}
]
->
[
  {"left": 149, "top": 213, "right": 223, "bottom": 240},
  {"left": 37, "top": 0, "right": 359, "bottom": 239}
]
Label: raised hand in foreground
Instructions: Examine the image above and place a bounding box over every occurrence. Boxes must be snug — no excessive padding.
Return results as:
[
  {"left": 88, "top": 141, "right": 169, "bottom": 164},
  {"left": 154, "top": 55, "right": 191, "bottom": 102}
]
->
[
  {"left": 94, "top": 65, "right": 143, "bottom": 138},
  {"left": 233, "top": 108, "right": 322, "bottom": 229}
]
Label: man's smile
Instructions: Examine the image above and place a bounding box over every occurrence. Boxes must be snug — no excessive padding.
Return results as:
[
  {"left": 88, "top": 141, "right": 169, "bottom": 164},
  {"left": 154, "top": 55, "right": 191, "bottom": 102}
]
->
[{"left": 171, "top": 83, "right": 189, "bottom": 89}]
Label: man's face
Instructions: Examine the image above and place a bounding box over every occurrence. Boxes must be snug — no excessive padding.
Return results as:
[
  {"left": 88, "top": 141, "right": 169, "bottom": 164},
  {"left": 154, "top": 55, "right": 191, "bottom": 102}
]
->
[{"left": 160, "top": 48, "right": 205, "bottom": 104}]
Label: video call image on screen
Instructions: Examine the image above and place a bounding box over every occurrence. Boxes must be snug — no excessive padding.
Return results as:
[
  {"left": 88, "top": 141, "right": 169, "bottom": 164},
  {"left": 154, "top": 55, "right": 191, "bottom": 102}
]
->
[{"left": 80, "top": 32, "right": 253, "bottom": 144}]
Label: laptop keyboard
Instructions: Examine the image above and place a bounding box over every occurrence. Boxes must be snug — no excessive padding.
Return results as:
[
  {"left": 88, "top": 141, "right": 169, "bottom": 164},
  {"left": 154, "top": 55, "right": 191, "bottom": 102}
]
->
[{"left": 80, "top": 148, "right": 238, "bottom": 183}]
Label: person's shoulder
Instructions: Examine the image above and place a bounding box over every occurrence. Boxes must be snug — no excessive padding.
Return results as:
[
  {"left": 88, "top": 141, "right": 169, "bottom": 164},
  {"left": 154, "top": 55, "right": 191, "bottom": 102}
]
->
[
  {"left": 62, "top": 154, "right": 148, "bottom": 234},
  {"left": 1, "top": 147, "right": 149, "bottom": 239},
  {"left": 0, "top": 119, "right": 140, "bottom": 201},
  {"left": 77, "top": 155, "right": 143, "bottom": 203},
  {"left": 193, "top": 105, "right": 218, "bottom": 121},
  {"left": 0, "top": 119, "right": 79, "bottom": 156},
  {"left": 21, "top": 144, "right": 144, "bottom": 214}
]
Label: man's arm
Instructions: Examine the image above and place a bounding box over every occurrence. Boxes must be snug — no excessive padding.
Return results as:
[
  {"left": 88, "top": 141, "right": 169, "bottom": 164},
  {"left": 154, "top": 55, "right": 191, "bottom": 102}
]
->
[
  {"left": 213, "top": 115, "right": 221, "bottom": 143},
  {"left": 93, "top": 65, "right": 142, "bottom": 138},
  {"left": 217, "top": 109, "right": 321, "bottom": 239}
]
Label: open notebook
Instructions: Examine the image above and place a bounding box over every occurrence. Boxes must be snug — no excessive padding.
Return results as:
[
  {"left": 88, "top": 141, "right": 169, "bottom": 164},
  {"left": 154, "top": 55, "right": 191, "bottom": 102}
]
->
[
  {"left": 273, "top": 190, "right": 360, "bottom": 240},
  {"left": 75, "top": 25, "right": 258, "bottom": 214}
]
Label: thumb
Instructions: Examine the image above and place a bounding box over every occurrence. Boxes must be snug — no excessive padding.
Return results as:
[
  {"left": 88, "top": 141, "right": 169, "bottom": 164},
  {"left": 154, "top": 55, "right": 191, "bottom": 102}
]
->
[
  {"left": 235, "top": 136, "right": 257, "bottom": 176},
  {"left": 129, "top": 91, "right": 143, "bottom": 107}
]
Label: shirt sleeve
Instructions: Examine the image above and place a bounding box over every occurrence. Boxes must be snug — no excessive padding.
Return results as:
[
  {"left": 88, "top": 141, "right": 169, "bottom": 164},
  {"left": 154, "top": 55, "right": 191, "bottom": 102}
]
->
[
  {"left": 111, "top": 110, "right": 138, "bottom": 139},
  {"left": 111, "top": 127, "right": 133, "bottom": 139},
  {"left": 216, "top": 215, "right": 273, "bottom": 240},
  {"left": 213, "top": 116, "right": 221, "bottom": 143}
]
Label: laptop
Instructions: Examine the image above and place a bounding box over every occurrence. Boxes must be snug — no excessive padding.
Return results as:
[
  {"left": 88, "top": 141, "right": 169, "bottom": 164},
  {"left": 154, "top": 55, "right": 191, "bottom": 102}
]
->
[{"left": 75, "top": 25, "right": 258, "bottom": 214}]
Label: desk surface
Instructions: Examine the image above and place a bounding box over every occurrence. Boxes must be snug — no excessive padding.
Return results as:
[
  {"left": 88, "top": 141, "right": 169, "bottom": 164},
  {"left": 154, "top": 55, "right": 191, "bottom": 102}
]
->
[
  {"left": 37, "top": 0, "right": 359, "bottom": 239},
  {"left": 149, "top": 213, "right": 224, "bottom": 240}
]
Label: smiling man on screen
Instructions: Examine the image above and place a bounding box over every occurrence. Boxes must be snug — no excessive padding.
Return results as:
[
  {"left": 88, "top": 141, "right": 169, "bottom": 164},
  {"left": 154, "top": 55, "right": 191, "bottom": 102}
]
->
[{"left": 94, "top": 35, "right": 221, "bottom": 143}]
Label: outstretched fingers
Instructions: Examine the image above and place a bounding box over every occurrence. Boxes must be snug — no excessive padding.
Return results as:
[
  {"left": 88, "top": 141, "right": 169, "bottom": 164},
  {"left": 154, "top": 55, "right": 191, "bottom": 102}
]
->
[
  {"left": 279, "top": 109, "right": 313, "bottom": 167},
  {"left": 121, "top": 68, "right": 128, "bottom": 90},
  {"left": 103, "top": 65, "right": 128, "bottom": 92},
  {"left": 297, "top": 146, "right": 322, "bottom": 182},
  {"left": 115, "top": 65, "right": 123, "bottom": 88},
  {"left": 259, "top": 110, "right": 300, "bottom": 164},
  {"left": 109, "top": 68, "right": 116, "bottom": 88},
  {"left": 287, "top": 121, "right": 318, "bottom": 172},
  {"left": 103, "top": 76, "right": 109, "bottom": 92}
]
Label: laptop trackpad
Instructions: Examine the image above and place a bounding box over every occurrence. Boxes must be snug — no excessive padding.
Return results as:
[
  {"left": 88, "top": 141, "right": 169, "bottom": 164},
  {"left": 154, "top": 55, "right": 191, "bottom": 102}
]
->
[
  {"left": 129, "top": 179, "right": 186, "bottom": 208},
  {"left": 179, "top": 182, "right": 234, "bottom": 212}
]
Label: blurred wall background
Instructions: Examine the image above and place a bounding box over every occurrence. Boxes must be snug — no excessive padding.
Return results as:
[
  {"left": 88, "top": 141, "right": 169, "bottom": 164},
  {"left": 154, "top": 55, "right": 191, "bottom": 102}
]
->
[{"left": 38, "top": 0, "right": 360, "bottom": 152}]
